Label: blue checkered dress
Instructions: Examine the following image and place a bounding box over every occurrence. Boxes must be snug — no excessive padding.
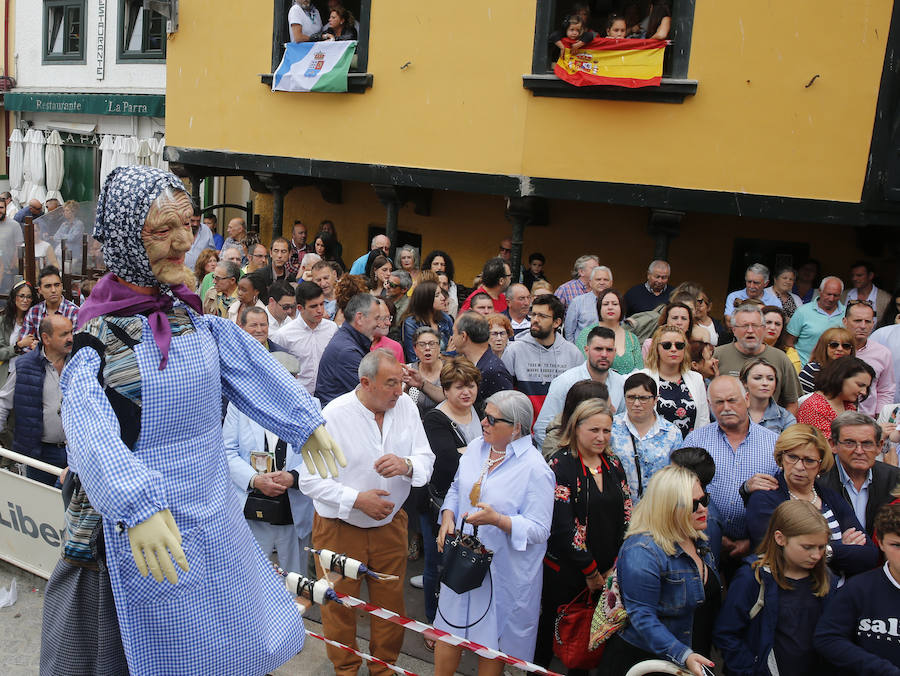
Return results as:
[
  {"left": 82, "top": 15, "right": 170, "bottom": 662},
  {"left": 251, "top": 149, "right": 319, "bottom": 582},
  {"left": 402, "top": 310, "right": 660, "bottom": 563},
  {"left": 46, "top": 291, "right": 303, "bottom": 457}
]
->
[{"left": 61, "top": 307, "right": 325, "bottom": 676}]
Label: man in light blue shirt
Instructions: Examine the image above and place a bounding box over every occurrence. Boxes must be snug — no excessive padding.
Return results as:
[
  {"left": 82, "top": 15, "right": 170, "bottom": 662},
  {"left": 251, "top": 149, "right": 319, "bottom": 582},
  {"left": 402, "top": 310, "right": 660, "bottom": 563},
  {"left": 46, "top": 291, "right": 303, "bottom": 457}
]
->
[
  {"left": 533, "top": 326, "right": 625, "bottom": 448},
  {"left": 563, "top": 265, "right": 613, "bottom": 340},
  {"left": 724, "top": 263, "right": 769, "bottom": 325},
  {"left": 785, "top": 276, "right": 845, "bottom": 364},
  {"left": 681, "top": 376, "right": 779, "bottom": 561},
  {"left": 348, "top": 234, "right": 391, "bottom": 275}
]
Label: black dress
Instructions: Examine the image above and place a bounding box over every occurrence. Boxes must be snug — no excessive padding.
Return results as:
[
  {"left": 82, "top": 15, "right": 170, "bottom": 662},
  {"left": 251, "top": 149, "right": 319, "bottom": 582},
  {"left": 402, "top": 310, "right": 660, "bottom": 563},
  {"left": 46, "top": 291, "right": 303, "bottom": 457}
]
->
[{"left": 534, "top": 449, "right": 632, "bottom": 671}]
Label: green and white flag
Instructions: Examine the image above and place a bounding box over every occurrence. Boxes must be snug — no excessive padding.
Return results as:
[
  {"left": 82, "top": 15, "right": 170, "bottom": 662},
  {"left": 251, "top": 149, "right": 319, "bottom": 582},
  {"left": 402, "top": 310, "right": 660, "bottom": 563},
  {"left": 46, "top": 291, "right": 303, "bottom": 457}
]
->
[{"left": 272, "top": 41, "right": 356, "bottom": 93}]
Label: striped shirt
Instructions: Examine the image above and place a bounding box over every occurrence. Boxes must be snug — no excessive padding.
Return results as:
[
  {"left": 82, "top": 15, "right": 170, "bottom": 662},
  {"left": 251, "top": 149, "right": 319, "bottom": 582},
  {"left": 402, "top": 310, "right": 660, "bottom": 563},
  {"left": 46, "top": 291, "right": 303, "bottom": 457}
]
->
[
  {"left": 22, "top": 298, "right": 79, "bottom": 339},
  {"left": 554, "top": 278, "right": 589, "bottom": 309}
]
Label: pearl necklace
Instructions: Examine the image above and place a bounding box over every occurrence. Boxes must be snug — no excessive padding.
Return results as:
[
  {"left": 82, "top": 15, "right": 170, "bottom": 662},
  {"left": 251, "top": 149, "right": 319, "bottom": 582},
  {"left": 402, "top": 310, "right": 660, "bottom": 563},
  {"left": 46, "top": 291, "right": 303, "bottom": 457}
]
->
[{"left": 788, "top": 486, "right": 818, "bottom": 504}]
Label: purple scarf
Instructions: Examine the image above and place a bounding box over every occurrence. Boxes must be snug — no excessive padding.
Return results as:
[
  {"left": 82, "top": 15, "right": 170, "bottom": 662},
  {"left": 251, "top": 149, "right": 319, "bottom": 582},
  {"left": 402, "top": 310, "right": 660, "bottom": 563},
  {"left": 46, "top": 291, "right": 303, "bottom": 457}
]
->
[{"left": 77, "top": 273, "right": 203, "bottom": 370}]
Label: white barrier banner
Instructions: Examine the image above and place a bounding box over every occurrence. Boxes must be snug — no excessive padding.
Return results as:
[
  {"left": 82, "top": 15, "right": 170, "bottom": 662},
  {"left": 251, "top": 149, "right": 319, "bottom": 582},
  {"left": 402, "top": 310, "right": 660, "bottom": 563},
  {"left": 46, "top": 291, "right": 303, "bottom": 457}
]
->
[{"left": 0, "top": 468, "right": 65, "bottom": 579}]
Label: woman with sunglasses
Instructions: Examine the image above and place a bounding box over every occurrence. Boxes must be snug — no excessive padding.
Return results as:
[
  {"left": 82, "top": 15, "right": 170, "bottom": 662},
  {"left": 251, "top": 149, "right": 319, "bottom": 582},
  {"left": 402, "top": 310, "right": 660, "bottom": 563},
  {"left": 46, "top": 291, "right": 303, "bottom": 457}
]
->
[
  {"left": 434, "top": 390, "right": 554, "bottom": 675},
  {"left": 746, "top": 424, "right": 878, "bottom": 579},
  {"left": 534, "top": 399, "right": 632, "bottom": 671},
  {"left": 600, "top": 464, "right": 718, "bottom": 676},
  {"left": 740, "top": 357, "right": 796, "bottom": 434},
  {"left": 639, "top": 325, "right": 709, "bottom": 438},
  {"left": 798, "top": 327, "right": 856, "bottom": 395},
  {"left": 0, "top": 280, "right": 37, "bottom": 387},
  {"left": 797, "top": 357, "right": 876, "bottom": 438},
  {"left": 640, "top": 301, "right": 694, "bottom": 360}
]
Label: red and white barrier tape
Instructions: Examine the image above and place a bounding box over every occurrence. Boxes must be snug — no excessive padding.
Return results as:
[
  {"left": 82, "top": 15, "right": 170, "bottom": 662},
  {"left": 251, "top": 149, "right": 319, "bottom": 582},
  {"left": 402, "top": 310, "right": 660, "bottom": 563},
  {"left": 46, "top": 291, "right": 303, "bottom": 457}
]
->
[
  {"left": 305, "top": 628, "right": 420, "bottom": 676},
  {"left": 332, "top": 589, "right": 563, "bottom": 676}
]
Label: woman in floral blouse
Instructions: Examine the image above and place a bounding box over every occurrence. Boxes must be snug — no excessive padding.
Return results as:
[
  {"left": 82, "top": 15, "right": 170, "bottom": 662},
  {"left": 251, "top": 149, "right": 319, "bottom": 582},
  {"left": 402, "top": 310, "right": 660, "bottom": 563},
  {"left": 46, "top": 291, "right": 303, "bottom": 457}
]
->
[{"left": 534, "top": 399, "right": 632, "bottom": 672}]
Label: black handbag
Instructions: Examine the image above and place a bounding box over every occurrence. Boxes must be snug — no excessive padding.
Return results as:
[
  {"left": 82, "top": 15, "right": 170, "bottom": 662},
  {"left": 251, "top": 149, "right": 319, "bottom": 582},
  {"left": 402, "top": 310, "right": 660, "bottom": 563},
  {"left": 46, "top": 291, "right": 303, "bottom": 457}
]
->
[
  {"left": 244, "top": 492, "right": 293, "bottom": 525},
  {"left": 440, "top": 518, "right": 493, "bottom": 594},
  {"left": 438, "top": 518, "right": 494, "bottom": 629}
]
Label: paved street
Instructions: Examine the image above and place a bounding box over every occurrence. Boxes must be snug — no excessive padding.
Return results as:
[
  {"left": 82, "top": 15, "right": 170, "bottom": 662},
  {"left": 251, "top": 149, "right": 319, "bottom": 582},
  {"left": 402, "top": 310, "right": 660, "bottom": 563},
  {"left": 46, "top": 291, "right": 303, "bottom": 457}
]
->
[{"left": 0, "top": 558, "right": 494, "bottom": 676}]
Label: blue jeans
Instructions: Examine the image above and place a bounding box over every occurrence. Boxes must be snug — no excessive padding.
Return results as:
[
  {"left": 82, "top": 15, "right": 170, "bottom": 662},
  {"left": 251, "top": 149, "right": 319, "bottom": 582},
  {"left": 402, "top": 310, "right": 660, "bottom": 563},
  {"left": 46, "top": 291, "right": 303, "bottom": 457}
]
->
[{"left": 419, "top": 511, "right": 441, "bottom": 623}]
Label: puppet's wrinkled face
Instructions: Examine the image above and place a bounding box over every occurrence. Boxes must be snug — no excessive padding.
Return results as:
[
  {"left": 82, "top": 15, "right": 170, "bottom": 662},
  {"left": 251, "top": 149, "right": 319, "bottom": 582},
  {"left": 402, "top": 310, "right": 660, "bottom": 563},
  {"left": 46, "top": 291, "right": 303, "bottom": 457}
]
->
[{"left": 142, "top": 191, "right": 194, "bottom": 286}]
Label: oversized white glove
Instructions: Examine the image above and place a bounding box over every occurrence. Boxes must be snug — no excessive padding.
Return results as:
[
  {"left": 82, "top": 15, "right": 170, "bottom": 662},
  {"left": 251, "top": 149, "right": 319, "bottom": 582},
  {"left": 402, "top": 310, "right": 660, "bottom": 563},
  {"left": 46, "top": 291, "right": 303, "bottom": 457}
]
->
[
  {"left": 127, "top": 509, "right": 189, "bottom": 584},
  {"left": 301, "top": 425, "right": 347, "bottom": 478}
]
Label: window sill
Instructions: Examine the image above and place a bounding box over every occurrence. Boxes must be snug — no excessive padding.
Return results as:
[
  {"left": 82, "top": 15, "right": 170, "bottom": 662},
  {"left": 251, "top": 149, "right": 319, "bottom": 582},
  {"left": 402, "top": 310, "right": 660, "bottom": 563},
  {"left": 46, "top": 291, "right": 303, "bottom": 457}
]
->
[
  {"left": 522, "top": 74, "right": 697, "bottom": 103},
  {"left": 259, "top": 72, "right": 373, "bottom": 94}
]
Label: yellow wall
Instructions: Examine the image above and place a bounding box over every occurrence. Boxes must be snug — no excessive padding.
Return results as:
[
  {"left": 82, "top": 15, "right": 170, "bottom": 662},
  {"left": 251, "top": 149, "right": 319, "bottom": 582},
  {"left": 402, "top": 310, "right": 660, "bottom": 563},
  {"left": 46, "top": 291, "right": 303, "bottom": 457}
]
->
[
  {"left": 166, "top": 1, "right": 893, "bottom": 203},
  {"left": 258, "top": 180, "right": 875, "bottom": 303}
]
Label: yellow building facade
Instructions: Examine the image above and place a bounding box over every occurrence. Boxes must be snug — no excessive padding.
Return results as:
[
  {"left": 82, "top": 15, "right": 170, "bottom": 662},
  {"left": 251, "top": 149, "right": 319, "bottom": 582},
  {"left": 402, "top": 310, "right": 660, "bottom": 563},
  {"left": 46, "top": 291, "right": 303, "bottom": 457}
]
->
[{"left": 164, "top": 0, "right": 900, "bottom": 296}]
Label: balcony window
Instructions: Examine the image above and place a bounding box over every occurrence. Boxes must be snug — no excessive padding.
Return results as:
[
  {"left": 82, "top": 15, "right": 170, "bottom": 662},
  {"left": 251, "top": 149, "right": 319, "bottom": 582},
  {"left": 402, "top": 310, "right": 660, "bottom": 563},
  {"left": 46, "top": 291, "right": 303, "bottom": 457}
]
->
[{"left": 525, "top": 0, "right": 697, "bottom": 103}]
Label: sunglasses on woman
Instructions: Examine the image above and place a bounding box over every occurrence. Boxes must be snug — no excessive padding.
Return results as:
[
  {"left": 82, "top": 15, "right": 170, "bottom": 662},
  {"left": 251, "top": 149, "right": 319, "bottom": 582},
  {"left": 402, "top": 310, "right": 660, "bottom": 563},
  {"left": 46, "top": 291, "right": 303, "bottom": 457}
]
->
[
  {"left": 692, "top": 493, "right": 710, "bottom": 512},
  {"left": 660, "top": 341, "right": 686, "bottom": 350},
  {"left": 484, "top": 413, "right": 514, "bottom": 426},
  {"left": 828, "top": 341, "right": 852, "bottom": 350}
]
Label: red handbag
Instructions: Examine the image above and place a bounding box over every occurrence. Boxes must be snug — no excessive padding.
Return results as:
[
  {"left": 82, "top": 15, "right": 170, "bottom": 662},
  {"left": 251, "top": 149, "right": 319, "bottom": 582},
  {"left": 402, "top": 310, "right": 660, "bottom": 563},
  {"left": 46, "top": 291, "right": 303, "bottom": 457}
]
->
[{"left": 553, "top": 587, "right": 604, "bottom": 670}]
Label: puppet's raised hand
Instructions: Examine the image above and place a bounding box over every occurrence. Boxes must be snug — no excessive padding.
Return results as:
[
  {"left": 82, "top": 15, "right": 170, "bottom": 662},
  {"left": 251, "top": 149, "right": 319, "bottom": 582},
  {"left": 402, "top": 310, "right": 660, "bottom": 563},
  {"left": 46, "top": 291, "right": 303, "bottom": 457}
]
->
[
  {"left": 127, "top": 509, "right": 189, "bottom": 584},
  {"left": 301, "top": 425, "right": 347, "bottom": 478}
]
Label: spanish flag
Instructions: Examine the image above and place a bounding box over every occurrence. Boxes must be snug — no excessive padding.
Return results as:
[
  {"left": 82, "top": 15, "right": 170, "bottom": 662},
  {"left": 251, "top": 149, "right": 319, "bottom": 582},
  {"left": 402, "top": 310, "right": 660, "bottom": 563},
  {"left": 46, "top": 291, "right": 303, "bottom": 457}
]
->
[{"left": 554, "top": 37, "right": 667, "bottom": 88}]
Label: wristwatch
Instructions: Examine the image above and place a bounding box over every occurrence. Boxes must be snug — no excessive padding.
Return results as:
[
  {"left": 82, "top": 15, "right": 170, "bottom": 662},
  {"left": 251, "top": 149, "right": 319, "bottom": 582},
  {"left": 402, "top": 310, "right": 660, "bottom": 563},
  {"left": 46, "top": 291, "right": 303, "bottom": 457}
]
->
[
  {"left": 403, "top": 457, "right": 414, "bottom": 477},
  {"left": 825, "top": 544, "right": 833, "bottom": 563}
]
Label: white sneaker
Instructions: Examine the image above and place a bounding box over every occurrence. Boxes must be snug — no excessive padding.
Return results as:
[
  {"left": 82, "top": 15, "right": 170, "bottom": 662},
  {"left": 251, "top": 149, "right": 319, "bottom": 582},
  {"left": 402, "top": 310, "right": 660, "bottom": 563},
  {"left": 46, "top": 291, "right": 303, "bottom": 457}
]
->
[{"left": 410, "top": 575, "right": 424, "bottom": 589}]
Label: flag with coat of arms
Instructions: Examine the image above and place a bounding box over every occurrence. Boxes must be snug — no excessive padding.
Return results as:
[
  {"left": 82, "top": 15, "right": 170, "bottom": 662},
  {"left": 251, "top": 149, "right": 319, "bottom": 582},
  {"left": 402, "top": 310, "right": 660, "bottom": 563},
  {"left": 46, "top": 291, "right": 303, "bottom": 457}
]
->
[{"left": 272, "top": 41, "right": 357, "bottom": 93}]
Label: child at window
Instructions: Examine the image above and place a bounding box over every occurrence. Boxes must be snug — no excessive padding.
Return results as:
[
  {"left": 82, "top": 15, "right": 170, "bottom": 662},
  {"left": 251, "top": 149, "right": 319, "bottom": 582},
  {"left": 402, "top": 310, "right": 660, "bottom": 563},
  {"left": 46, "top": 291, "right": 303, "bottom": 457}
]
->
[
  {"left": 606, "top": 14, "right": 627, "bottom": 39},
  {"left": 550, "top": 15, "right": 596, "bottom": 53}
]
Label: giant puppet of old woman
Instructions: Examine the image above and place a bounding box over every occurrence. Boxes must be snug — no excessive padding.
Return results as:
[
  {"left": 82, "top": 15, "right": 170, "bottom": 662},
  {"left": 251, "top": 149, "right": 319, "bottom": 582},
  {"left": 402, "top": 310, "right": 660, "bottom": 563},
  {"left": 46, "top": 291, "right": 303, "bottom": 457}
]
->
[{"left": 39, "top": 166, "right": 345, "bottom": 675}]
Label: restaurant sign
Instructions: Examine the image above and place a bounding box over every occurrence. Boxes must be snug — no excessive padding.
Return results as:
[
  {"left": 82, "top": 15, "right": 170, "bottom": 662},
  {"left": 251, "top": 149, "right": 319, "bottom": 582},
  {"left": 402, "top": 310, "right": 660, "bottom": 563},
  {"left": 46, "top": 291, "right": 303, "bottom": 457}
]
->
[{"left": 4, "top": 92, "right": 165, "bottom": 118}]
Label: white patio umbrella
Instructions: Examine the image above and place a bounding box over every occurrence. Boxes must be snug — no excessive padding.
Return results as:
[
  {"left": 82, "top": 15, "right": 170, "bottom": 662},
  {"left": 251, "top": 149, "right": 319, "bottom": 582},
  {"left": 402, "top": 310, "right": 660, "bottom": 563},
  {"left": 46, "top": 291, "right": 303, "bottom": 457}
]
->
[
  {"left": 136, "top": 138, "right": 152, "bottom": 166},
  {"left": 20, "top": 129, "right": 35, "bottom": 202},
  {"left": 111, "top": 135, "right": 126, "bottom": 169},
  {"left": 27, "top": 129, "right": 46, "bottom": 203},
  {"left": 122, "top": 136, "right": 139, "bottom": 166},
  {"left": 44, "top": 130, "right": 65, "bottom": 202},
  {"left": 8, "top": 129, "right": 24, "bottom": 203},
  {"left": 99, "top": 135, "right": 116, "bottom": 188},
  {"left": 149, "top": 136, "right": 168, "bottom": 170}
]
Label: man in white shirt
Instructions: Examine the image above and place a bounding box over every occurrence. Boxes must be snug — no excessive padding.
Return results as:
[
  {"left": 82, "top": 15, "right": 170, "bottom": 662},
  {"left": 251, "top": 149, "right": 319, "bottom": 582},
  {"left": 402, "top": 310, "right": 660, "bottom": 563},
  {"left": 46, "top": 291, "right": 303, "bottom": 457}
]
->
[
  {"left": 299, "top": 349, "right": 434, "bottom": 676},
  {"left": 265, "top": 281, "right": 297, "bottom": 336},
  {"left": 272, "top": 281, "right": 337, "bottom": 395},
  {"left": 288, "top": 0, "right": 323, "bottom": 42}
]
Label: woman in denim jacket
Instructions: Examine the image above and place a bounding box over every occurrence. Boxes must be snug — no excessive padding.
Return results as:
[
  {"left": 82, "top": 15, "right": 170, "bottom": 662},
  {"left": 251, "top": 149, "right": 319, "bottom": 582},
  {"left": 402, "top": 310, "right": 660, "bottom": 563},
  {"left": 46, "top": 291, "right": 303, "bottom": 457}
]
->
[{"left": 600, "top": 464, "right": 719, "bottom": 676}]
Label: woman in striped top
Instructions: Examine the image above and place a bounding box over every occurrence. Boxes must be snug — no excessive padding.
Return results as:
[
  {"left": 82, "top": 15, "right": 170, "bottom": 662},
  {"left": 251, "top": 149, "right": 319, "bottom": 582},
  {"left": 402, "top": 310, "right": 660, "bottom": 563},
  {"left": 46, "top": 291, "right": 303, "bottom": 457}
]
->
[{"left": 746, "top": 424, "right": 879, "bottom": 580}]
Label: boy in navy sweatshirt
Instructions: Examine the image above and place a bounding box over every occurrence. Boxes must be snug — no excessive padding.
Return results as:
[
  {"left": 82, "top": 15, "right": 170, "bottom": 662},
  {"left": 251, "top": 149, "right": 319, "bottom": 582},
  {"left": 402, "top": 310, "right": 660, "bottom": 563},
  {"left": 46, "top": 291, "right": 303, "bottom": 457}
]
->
[{"left": 814, "top": 502, "right": 900, "bottom": 675}]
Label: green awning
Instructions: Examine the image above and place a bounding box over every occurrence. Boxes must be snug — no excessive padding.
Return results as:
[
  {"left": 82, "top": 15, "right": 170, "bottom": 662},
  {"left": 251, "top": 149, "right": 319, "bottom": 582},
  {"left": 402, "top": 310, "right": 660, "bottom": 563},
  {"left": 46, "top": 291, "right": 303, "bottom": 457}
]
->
[{"left": 4, "top": 92, "right": 164, "bottom": 117}]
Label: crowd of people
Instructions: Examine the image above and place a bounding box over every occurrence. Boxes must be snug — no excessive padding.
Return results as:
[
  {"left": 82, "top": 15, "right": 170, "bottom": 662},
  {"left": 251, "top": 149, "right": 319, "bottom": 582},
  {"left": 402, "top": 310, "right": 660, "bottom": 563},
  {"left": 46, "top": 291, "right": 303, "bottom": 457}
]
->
[{"left": 4, "top": 176, "right": 900, "bottom": 676}]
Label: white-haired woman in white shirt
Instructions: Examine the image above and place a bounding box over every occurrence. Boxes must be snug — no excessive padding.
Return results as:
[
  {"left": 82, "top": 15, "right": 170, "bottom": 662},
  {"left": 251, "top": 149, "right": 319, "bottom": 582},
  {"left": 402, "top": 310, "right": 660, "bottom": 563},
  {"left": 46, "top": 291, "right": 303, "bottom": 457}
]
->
[{"left": 434, "top": 390, "right": 554, "bottom": 675}]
